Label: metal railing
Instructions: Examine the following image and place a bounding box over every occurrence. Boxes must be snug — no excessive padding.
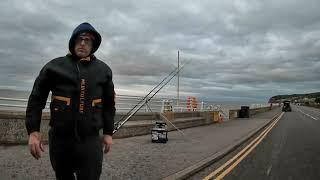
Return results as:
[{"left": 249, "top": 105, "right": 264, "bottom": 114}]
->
[
  {"left": 0, "top": 96, "right": 211, "bottom": 112},
  {"left": 0, "top": 95, "right": 163, "bottom": 112},
  {"left": 0, "top": 95, "right": 227, "bottom": 113},
  {"left": 0, "top": 95, "right": 272, "bottom": 119}
]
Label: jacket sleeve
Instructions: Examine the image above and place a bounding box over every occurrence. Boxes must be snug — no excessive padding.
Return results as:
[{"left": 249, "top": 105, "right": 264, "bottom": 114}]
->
[
  {"left": 25, "top": 65, "right": 51, "bottom": 135},
  {"left": 102, "top": 70, "right": 116, "bottom": 135}
]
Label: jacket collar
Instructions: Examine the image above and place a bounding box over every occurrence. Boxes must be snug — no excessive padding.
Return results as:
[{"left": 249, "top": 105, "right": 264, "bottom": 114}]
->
[{"left": 66, "top": 52, "right": 96, "bottom": 62}]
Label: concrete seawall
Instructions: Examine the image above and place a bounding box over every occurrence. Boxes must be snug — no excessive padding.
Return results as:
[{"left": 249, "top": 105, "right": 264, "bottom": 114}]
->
[{"left": 0, "top": 107, "right": 275, "bottom": 144}]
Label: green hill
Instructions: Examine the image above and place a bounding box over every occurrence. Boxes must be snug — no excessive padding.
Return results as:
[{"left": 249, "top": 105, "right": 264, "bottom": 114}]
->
[{"left": 269, "top": 92, "right": 320, "bottom": 103}]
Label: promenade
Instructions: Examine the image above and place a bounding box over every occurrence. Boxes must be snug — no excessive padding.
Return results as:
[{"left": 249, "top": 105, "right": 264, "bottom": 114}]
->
[{"left": 0, "top": 108, "right": 280, "bottom": 179}]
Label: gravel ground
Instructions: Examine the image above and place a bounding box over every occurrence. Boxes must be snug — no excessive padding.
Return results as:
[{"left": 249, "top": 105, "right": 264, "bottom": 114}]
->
[{"left": 0, "top": 108, "right": 280, "bottom": 180}]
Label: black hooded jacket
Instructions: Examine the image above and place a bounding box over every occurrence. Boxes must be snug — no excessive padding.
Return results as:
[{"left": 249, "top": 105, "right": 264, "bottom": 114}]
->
[{"left": 25, "top": 22, "right": 115, "bottom": 136}]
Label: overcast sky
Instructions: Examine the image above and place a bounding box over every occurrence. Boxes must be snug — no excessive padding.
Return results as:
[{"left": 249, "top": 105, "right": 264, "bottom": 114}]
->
[{"left": 0, "top": 0, "right": 320, "bottom": 103}]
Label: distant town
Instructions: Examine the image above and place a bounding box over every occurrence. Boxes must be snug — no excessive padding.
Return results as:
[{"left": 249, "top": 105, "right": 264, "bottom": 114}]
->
[{"left": 269, "top": 92, "right": 320, "bottom": 108}]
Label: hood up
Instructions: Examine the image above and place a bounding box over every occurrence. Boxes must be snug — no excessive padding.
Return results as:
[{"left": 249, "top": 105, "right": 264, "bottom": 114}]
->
[{"left": 68, "top": 22, "right": 102, "bottom": 56}]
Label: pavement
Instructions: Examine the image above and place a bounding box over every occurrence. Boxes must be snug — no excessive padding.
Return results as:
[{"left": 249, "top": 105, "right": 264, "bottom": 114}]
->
[
  {"left": 0, "top": 107, "right": 281, "bottom": 180},
  {"left": 224, "top": 105, "right": 320, "bottom": 180}
]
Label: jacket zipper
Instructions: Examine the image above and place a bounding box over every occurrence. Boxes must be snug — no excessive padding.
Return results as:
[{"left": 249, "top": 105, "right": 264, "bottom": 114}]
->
[{"left": 75, "top": 61, "right": 81, "bottom": 141}]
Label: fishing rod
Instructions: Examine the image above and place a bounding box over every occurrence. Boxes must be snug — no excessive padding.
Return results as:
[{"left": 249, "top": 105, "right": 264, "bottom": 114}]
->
[
  {"left": 145, "top": 60, "right": 190, "bottom": 102},
  {"left": 113, "top": 61, "right": 188, "bottom": 134},
  {"left": 113, "top": 60, "right": 190, "bottom": 134},
  {"left": 115, "top": 65, "right": 180, "bottom": 126}
]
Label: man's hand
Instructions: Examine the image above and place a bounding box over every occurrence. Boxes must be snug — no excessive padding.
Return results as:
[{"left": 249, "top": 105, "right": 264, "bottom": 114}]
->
[
  {"left": 28, "top": 131, "right": 44, "bottom": 160},
  {"left": 102, "top": 134, "right": 112, "bottom": 154}
]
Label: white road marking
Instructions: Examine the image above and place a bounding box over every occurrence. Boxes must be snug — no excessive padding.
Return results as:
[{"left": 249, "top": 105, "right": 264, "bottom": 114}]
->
[
  {"left": 266, "top": 165, "right": 272, "bottom": 176},
  {"left": 297, "top": 107, "right": 318, "bottom": 121}
]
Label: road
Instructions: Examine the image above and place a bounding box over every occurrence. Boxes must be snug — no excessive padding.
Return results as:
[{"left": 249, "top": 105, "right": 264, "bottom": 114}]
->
[{"left": 222, "top": 105, "right": 320, "bottom": 180}]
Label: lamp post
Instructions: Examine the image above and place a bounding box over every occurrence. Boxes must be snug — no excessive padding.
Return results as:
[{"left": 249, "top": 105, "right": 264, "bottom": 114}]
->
[{"left": 177, "top": 50, "right": 180, "bottom": 106}]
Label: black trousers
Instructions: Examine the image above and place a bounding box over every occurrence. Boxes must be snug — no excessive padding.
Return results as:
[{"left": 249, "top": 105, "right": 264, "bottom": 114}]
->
[{"left": 48, "top": 129, "right": 103, "bottom": 180}]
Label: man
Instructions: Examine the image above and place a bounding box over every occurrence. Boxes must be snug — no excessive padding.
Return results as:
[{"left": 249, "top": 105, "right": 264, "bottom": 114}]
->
[{"left": 25, "top": 22, "right": 115, "bottom": 180}]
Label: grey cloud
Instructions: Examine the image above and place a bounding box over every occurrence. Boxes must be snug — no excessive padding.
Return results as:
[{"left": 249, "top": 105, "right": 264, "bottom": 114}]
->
[{"left": 0, "top": 0, "right": 320, "bottom": 103}]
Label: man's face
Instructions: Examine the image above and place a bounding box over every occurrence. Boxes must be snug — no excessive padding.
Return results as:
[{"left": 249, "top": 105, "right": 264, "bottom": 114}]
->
[{"left": 74, "top": 33, "right": 93, "bottom": 58}]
